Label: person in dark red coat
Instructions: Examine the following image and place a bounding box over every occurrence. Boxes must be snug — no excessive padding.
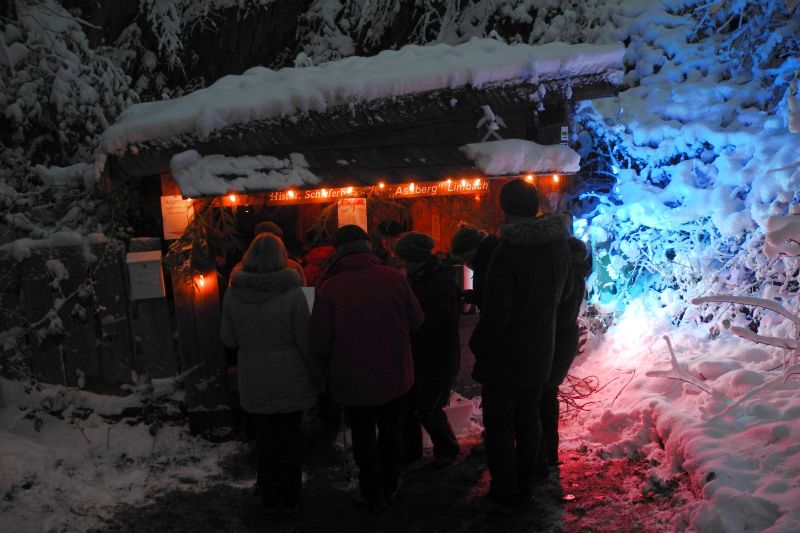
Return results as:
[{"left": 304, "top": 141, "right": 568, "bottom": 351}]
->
[
  {"left": 303, "top": 245, "right": 335, "bottom": 287},
  {"left": 395, "top": 232, "right": 461, "bottom": 468},
  {"left": 469, "top": 179, "right": 572, "bottom": 511},
  {"left": 538, "top": 237, "right": 592, "bottom": 467},
  {"left": 310, "top": 224, "right": 424, "bottom": 512}
]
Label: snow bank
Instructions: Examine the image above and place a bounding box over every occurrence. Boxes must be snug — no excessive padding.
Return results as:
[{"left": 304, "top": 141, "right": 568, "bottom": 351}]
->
[
  {"left": 100, "top": 39, "right": 624, "bottom": 152},
  {"left": 0, "top": 378, "right": 240, "bottom": 532},
  {"left": 572, "top": 302, "right": 800, "bottom": 533}
]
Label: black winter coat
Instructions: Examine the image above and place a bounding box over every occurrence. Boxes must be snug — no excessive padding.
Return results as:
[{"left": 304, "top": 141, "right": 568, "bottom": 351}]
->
[
  {"left": 548, "top": 237, "right": 593, "bottom": 387},
  {"left": 469, "top": 216, "right": 571, "bottom": 387},
  {"left": 407, "top": 256, "right": 461, "bottom": 379}
]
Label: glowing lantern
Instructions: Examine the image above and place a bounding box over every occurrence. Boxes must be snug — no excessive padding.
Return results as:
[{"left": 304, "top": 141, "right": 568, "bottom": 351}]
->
[
  {"left": 525, "top": 174, "right": 534, "bottom": 182},
  {"left": 446, "top": 178, "right": 452, "bottom": 185},
  {"left": 553, "top": 174, "right": 560, "bottom": 184},
  {"left": 322, "top": 189, "right": 329, "bottom": 197},
  {"left": 378, "top": 182, "right": 386, "bottom": 189},
  {"left": 287, "top": 190, "right": 296, "bottom": 199},
  {"left": 195, "top": 274, "right": 206, "bottom": 289},
  {"left": 473, "top": 178, "right": 481, "bottom": 186},
  {"left": 410, "top": 182, "right": 416, "bottom": 193},
  {"left": 460, "top": 179, "right": 467, "bottom": 187},
  {"left": 347, "top": 187, "right": 354, "bottom": 193},
  {"left": 228, "top": 193, "right": 237, "bottom": 203}
]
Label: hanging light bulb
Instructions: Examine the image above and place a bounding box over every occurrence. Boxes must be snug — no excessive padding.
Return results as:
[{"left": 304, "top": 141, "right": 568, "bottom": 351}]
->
[{"left": 378, "top": 182, "right": 386, "bottom": 189}]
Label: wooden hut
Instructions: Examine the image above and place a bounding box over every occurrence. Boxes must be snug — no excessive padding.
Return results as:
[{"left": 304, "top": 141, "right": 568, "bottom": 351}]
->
[{"left": 98, "top": 39, "right": 624, "bottom": 433}]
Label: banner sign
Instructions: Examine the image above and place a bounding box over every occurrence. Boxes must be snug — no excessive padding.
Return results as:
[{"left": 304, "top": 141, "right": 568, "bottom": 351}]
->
[{"left": 264, "top": 179, "right": 489, "bottom": 205}]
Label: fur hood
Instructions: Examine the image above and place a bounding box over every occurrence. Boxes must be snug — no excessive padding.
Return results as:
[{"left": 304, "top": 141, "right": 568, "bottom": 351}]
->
[
  {"left": 228, "top": 268, "right": 300, "bottom": 303},
  {"left": 499, "top": 215, "right": 568, "bottom": 246}
]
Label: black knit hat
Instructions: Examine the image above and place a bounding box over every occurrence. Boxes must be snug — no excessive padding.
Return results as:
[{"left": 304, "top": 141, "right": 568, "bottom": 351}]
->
[
  {"left": 499, "top": 179, "right": 539, "bottom": 217},
  {"left": 334, "top": 224, "right": 369, "bottom": 247},
  {"left": 395, "top": 232, "right": 435, "bottom": 263},
  {"left": 451, "top": 224, "right": 483, "bottom": 255},
  {"left": 378, "top": 220, "right": 403, "bottom": 237}
]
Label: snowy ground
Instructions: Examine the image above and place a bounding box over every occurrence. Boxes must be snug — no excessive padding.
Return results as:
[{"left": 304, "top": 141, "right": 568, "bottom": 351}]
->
[{"left": 2, "top": 306, "right": 798, "bottom": 532}]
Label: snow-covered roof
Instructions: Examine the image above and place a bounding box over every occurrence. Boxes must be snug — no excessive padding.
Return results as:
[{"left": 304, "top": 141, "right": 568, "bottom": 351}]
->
[
  {"left": 100, "top": 38, "right": 624, "bottom": 155},
  {"left": 461, "top": 139, "right": 580, "bottom": 176},
  {"left": 170, "top": 150, "right": 321, "bottom": 197}
]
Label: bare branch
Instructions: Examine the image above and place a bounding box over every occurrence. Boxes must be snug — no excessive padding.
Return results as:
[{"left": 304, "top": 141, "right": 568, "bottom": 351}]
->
[{"left": 691, "top": 294, "right": 800, "bottom": 326}]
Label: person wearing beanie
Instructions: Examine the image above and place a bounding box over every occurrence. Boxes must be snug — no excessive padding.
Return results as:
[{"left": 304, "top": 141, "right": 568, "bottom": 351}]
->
[
  {"left": 537, "top": 237, "right": 592, "bottom": 471},
  {"left": 310, "top": 224, "right": 424, "bottom": 512},
  {"left": 450, "top": 223, "right": 499, "bottom": 311},
  {"left": 469, "top": 179, "right": 572, "bottom": 512},
  {"left": 395, "top": 232, "right": 461, "bottom": 468},
  {"left": 373, "top": 219, "right": 404, "bottom": 268}
]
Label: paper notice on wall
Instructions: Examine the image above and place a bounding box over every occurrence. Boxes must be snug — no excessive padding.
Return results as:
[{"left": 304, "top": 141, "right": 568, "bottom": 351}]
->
[
  {"left": 337, "top": 198, "right": 368, "bottom": 232},
  {"left": 160, "top": 195, "right": 194, "bottom": 240}
]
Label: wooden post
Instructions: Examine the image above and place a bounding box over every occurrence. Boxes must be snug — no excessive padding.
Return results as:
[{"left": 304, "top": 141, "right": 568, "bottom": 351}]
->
[{"left": 160, "top": 172, "right": 232, "bottom": 434}]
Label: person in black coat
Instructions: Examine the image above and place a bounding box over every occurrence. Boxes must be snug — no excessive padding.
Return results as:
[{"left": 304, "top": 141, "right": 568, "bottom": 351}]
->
[
  {"left": 395, "top": 232, "right": 461, "bottom": 467},
  {"left": 450, "top": 223, "right": 500, "bottom": 312},
  {"left": 538, "top": 237, "right": 593, "bottom": 466},
  {"left": 469, "top": 179, "right": 572, "bottom": 510}
]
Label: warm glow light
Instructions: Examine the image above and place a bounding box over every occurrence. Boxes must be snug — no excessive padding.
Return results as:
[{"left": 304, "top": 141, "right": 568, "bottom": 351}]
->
[
  {"left": 410, "top": 182, "right": 415, "bottom": 192},
  {"left": 525, "top": 174, "right": 534, "bottom": 182},
  {"left": 347, "top": 187, "right": 354, "bottom": 193},
  {"left": 322, "top": 189, "right": 328, "bottom": 197},
  {"left": 553, "top": 174, "right": 560, "bottom": 183},
  {"left": 197, "top": 274, "right": 206, "bottom": 288},
  {"left": 287, "top": 190, "right": 296, "bottom": 199},
  {"left": 474, "top": 195, "right": 480, "bottom": 201},
  {"left": 460, "top": 179, "right": 467, "bottom": 186},
  {"left": 379, "top": 182, "right": 385, "bottom": 189},
  {"left": 446, "top": 178, "right": 452, "bottom": 184},
  {"left": 228, "top": 193, "right": 237, "bottom": 203},
  {"left": 473, "top": 178, "right": 481, "bottom": 186}
]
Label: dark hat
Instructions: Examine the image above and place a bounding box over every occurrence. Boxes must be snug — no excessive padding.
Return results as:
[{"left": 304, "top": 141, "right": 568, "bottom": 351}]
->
[
  {"left": 377, "top": 220, "right": 403, "bottom": 238},
  {"left": 567, "top": 236, "right": 593, "bottom": 277},
  {"left": 334, "top": 224, "right": 369, "bottom": 247},
  {"left": 395, "top": 232, "right": 435, "bottom": 263},
  {"left": 254, "top": 220, "right": 283, "bottom": 238},
  {"left": 451, "top": 224, "right": 483, "bottom": 255},
  {"left": 499, "top": 179, "right": 539, "bottom": 217}
]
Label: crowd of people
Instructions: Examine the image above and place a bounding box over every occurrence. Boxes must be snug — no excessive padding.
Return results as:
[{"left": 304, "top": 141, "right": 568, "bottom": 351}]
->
[{"left": 218, "top": 178, "right": 592, "bottom": 516}]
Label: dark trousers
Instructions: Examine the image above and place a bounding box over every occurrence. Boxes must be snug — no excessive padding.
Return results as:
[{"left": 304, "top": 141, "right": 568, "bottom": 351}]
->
[
  {"left": 481, "top": 382, "right": 543, "bottom": 502},
  {"left": 344, "top": 396, "right": 404, "bottom": 506},
  {"left": 402, "top": 371, "right": 459, "bottom": 462},
  {"left": 539, "top": 385, "right": 560, "bottom": 464},
  {"left": 252, "top": 411, "right": 304, "bottom": 509}
]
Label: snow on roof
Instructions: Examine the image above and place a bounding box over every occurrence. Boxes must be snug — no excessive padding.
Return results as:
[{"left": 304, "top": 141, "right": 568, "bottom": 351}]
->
[
  {"left": 460, "top": 139, "right": 580, "bottom": 176},
  {"left": 100, "top": 38, "right": 624, "bottom": 153},
  {"left": 170, "top": 150, "right": 321, "bottom": 197}
]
